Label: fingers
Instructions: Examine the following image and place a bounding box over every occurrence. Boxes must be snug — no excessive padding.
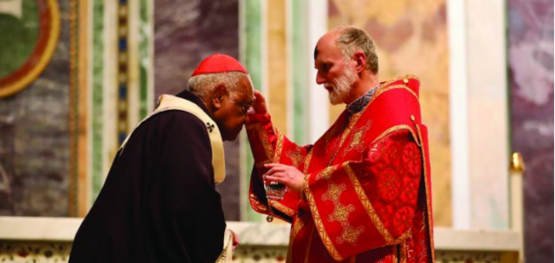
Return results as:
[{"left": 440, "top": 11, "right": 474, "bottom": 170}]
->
[
  {"left": 232, "top": 231, "right": 240, "bottom": 245},
  {"left": 264, "top": 163, "right": 289, "bottom": 169},
  {"left": 264, "top": 164, "right": 287, "bottom": 177},
  {"left": 254, "top": 90, "right": 265, "bottom": 102},
  {"left": 264, "top": 171, "right": 293, "bottom": 182},
  {"left": 263, "top": 163, "right": 303, "bottom": 190},
  {"left": 252, "top": 90, "right": 268, "bottom": 114},
  {"left": 230, "top": 230, "right": 239, "bottom": 251},
  {"left": 265, "top": 166, "right": 287, "bottom": 176},
  {"left": 263, "top": 163, "right": 296, "bottom": 181},
  {"left": 264, "top": 174, "right": 288, "bottom": 185}
]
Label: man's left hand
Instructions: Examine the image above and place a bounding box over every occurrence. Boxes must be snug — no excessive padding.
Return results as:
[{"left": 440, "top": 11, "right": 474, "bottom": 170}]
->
[
  {"left": 231, "top": 230, "right": 239, "bottom": 251},
  {"left": 264, "top": 163, "right": 305, "bottom": 194}
]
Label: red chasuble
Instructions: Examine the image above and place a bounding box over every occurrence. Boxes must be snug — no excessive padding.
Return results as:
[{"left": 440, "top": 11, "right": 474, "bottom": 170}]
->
[{"left": 246, "top": 75, "right": 434, "bottom": 262}]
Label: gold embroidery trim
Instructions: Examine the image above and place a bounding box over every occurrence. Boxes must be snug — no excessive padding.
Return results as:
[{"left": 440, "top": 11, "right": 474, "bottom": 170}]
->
[
  {"left": 249, "top": 193, "right": 268, "bottom": 212},
  {"left": 254, "top": 123, "right": 274, "bottom": 160},
  {"left": 374, "top": 84, "right": 419, "bottom": 102},
  {"left": 273, "top": 131, "right": 285, "bottom": 163},
  {"left": 303, "top": 150, "right": 314, "bottom": 174},
  {"left": 343, "top": 163, "right": 394, "bottom": 243},
  {"left": 305, "top": 187, "right": 343, "bottom": 261},
  {"left": 371, "top": 125, "right": 420, "bottom": 147},
  {"left": 301, "top": 149, "right": 314, "bottom": 205},
  {"left": 267, "top": 131, "right": 298, "bottom": 218},
  {"left": 286, "top": 234, "right": 294, "bottom": 263},
  {"left": 415, "top": 124, "right": 436, "bottom": 262},
  {"left": 291, "top": 216, "right": 306, "bottom": 241},
  {"left": 337, "top": 111, "right": 364, "bottom": 152},
  {"left": 400, "top": 242, "right": 407, "bottom": 263},
  {"left": 288, "top": 216, "right": 305, "bottom": 262},
  {"left": 316, "top": 166, "right": 336, "bottom": 181},
  {"left": 269, "top": 199, "right": 296, "bottom": 217}
]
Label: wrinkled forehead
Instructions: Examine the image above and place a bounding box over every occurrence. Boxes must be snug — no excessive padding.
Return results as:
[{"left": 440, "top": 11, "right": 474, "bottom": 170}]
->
[{"left": 314, "top": 33, "right": 343, "bottom": 63}]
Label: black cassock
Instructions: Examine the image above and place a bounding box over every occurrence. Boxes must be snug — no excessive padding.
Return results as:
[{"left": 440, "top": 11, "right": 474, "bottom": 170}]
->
[{"left": 70, "top": 91, "right": 226, "bottom": 263}]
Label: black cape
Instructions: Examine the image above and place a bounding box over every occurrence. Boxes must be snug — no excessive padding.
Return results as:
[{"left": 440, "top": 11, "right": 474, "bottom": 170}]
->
[{"left": 70, "top": 91, "right": 226, "bottom": 263}]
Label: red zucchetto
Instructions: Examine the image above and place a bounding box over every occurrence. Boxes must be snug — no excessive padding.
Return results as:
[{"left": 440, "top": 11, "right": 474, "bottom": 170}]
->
[{"left": 191, "top": 54, "right": 248, "bottom": 76}]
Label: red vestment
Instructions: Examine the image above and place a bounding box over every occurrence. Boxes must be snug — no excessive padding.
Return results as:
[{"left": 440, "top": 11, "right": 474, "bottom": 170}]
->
[{"left": 246, "top": 76, "right": 434, "bottom": 262}]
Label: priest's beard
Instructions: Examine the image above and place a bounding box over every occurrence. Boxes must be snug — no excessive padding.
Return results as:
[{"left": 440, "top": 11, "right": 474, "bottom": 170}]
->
[{"left": 325, "top": 67, "right": 357, "bottom": 105}]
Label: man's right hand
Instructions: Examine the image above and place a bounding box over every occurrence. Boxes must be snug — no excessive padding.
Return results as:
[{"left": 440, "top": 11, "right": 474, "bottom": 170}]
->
[{"left": 248, "top": 90, "right": 268, "bottom": 115}]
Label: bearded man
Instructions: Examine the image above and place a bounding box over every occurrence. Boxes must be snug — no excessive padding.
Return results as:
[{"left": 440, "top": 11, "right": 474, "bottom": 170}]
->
[{"left": 246, "top": 26, "right": 434, "bottom": 262}]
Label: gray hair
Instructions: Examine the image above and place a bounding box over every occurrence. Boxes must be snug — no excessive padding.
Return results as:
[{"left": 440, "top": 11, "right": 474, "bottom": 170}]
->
[
  {"left": 335, "top": 26, "right": 379, "bottom": 74},
  {"left": 186, "top": 71, "right": 251, "bottom": 101}
]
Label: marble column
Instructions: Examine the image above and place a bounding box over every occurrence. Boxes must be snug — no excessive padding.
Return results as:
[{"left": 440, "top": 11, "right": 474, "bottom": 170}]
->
[{"left": 447, "top": 0, "right": 511, "bottom": 230}]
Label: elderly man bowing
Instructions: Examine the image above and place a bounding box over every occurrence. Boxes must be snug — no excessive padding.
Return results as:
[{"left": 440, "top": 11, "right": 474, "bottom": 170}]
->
[{"left": 70, "top": 54, "right": 253, "bottom": 263}]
